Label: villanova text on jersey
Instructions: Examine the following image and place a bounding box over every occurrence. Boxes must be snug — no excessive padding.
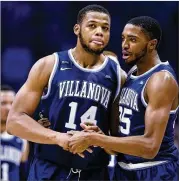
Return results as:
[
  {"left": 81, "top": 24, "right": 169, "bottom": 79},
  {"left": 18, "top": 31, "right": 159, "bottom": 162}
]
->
[
  {"left": 33, "top": 49, "right": 121, "bottom": 169},
  {"left": 1, "top": 132, "right": 26, "bottom": 181},
  {"left": 118, "top": 62, "right": 179, "bottom": 165},
  {"left": 58, "top": 80, "right": 111, "bottom": 109}
]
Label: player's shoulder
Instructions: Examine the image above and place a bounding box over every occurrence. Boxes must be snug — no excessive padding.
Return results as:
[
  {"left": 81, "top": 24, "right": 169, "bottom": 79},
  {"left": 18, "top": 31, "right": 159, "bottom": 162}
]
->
[
  {"left": 32, "top": 53, "right": 58, "bottom": 77},
  {"left": 38, "top": 54, "right": 56, "bottom": 69},
  {"left": 147, "top": 71, "right": 178, "bottom": 95},
  {"left": 150, "top": 71, "right": 178, "bottom": 86}
]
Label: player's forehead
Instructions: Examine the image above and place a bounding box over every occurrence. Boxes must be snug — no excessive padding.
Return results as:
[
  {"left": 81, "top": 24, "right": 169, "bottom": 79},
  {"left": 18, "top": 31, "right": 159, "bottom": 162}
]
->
[
  {"left": 83, "top": 11, "right": 110, "bottom": 26},
  {"left": 122, "top": 24, "right": 145, "bottom": 38},
  {"left": 0, "top": 91, "right": 15, "bottom": 101}
]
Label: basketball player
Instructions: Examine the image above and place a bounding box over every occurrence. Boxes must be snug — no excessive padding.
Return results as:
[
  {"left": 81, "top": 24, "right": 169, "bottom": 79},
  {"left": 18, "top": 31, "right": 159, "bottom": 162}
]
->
[
  {"left": 1, "top": 85, "right": 29, "bottom": 181},
  {"left": 68, "top": 16, "right": 179, "bottom": 181},
  {"left": 6, "top": 5, "right": 126, "bottom": 181}
]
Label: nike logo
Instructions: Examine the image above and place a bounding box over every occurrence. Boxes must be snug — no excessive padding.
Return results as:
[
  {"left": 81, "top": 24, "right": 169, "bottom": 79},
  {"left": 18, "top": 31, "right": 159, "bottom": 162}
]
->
[
  {"left": 105, "top": 75, "right": 115, "bottom": 83},
  {"left": 60, "top": 67, "right": 72, "bottom": 71},
  {"left": 105, "top": 75, "right": 111, "bottom": 79}
]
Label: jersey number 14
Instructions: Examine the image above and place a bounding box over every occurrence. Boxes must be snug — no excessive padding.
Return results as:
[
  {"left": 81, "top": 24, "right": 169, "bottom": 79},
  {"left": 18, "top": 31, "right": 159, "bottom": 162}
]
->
[{"left": 65, "top": 102, "right": 97, "bottom": 129}]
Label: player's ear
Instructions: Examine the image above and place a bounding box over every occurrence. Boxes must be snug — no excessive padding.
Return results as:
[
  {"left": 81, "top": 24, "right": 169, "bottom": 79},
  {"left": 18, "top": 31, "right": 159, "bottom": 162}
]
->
[
  {"left": 74, "top": 24, "right": 80, "bottom": 36},
  {"left": 148, "top": 39, "right": 157, "bottom": 51}
]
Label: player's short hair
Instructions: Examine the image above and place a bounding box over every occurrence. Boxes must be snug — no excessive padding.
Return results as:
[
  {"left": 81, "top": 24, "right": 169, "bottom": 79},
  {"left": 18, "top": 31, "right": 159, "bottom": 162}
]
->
[
  {"left": 77, "top": 4, "right": 110, "bottom": 24},
  {"left": 127, "top": 16, "right": 162, "bottom": 49},
  {"left": 1, "top": 85, "right": 14, "bottom": 92}
]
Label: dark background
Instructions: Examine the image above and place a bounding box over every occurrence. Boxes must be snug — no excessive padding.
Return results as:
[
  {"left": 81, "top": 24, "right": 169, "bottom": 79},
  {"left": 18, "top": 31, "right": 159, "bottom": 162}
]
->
[{"left": 1, "top": 1, "right": 179, "bottom": 147}]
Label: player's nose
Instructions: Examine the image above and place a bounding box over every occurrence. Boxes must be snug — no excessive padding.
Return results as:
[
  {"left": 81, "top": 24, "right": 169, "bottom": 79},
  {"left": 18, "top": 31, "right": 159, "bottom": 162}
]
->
[{"left": 95, "top": 26, "right": 103, "bottom": 37}]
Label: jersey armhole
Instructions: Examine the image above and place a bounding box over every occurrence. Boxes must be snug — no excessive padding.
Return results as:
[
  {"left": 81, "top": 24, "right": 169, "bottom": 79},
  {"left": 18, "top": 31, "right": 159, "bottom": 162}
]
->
[
  {"left": 141, "top": 70, "right": 179, "bottom": 113},
  {"left": 113, "top": 63, "right": 121, "bottom": 102},
  {"left": 106, "top": 56, "right": 121, "bottom": 102},
  {"left": 22, "top": 139, "right": 27, "bottom": 152},
  {"left": 141, "top": 78, "right": 149, "bottom": 108},
  {"left": 42, "top": 53, "right": 59, "bottom": 100}
]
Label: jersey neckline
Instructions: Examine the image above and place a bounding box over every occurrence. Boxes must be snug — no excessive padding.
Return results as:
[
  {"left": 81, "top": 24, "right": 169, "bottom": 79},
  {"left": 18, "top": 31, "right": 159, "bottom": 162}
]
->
[
  {"left": 68, "top": 49, "right": 109, "bottom": 72},
  {"left": 130, "top": 61, "right": 169, "bottom": 79}
]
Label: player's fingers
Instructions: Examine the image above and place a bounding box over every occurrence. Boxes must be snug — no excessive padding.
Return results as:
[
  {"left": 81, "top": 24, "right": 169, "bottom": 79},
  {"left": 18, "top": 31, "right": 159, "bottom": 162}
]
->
[
  {"left": 43, "top": 122, "right": 51, "bottom": 126},
  {"left": 87, "top": 126, "right": 100, "bottom": 132},
  {"left": 97, "top": 130, "right": 104, "bottom": 135},
  {"left": 80, "top": 123, "right": 88, "bottom": 130},
  {"left": 40, "top": 118, "right": 49, "bottom": 122},
  {"left": 83, "top": 130, "right": 95, "bottom": 133},
  {"left": 67, "top": 130, "right": 75, "bottom": 135},
  {"left": 82, "top": 121, "right": 96, "bottom": 126},
  {"left": 80, "top": 123, "right": 99, "bottom": 132},
  {"left": 86, "top": 148, "right": 93, "bottom": 153},
  {"left": 78, "top": 153, "right": 85, "bottom": 158}
]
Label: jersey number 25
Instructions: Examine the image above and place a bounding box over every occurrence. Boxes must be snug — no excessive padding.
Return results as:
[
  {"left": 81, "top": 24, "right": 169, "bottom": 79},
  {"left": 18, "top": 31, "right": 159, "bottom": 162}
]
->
[{"left": 119, "top": 106, "right": 132, "bottom": 135}]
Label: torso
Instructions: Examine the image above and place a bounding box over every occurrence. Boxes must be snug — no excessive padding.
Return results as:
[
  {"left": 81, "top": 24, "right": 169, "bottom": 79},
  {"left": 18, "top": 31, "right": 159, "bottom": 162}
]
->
[{"left": 118, "top": 61, "right": 179, "bottom": 163}]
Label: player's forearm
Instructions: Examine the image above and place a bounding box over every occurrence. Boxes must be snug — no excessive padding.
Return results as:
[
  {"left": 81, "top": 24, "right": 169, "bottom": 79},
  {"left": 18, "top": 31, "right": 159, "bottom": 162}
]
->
[
  {"left": 88, "top": 133, "right": 156, "bottom": 159},
  {"left": 6, "top": 112, "right": 58, "bottom": 144}
]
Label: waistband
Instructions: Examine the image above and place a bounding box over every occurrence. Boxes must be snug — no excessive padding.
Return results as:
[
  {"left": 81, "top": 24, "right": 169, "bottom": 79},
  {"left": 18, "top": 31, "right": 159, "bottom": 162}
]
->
[{"left": 118, "top": 160, "right": 168, "bottom": 170}]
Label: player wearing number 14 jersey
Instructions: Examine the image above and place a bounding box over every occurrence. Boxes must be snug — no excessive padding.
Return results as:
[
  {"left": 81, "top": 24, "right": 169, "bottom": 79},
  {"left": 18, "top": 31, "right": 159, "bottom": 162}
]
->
[{"left": 6, "top": 5, "right": 125, "bottom": 181}]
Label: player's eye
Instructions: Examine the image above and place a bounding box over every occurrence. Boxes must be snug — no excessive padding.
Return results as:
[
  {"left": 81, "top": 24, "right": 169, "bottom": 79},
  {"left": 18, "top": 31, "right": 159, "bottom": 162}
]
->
[
  {"left": 89, "top": 24, "right": 96, "bottom": 28},
  {"left": 102, "top": 27, "right": 109, "bottom": 31},
  {"left": 130, "top": 37, "right": 136, "bottom": 42}
]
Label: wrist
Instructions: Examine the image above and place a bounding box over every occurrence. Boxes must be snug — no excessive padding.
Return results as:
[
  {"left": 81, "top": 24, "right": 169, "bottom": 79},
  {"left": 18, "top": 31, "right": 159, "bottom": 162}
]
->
[
  {"left": 85, "top": 132, "right": 97, "bottom": 146},
  {"left": 48, "top": 130, "right": 59, "bottom": 145}
]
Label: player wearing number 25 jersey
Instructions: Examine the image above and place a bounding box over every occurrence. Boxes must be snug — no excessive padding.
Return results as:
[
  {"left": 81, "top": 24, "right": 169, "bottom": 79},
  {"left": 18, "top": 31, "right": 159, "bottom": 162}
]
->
[
  {"left": 117, "top": 62, "right": 179, "bottom": 178},
  {"left": 73, "top": 16, "right": 179, "bottom": 181}
]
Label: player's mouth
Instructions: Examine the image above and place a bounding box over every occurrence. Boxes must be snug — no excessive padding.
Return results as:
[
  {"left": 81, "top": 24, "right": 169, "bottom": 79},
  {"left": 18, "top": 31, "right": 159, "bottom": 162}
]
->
[
  {"left": 91, "top": 39, "right": 104, "bottom": 45},
  {"left": 122, "top": 50, "right": 132, "bottom": 60}
]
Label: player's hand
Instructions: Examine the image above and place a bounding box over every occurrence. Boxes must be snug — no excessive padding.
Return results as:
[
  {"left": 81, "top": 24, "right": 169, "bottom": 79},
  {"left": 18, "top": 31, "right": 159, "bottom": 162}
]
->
[
  {"left": 67, "top": 130, "right": 81, "bottom": 135},
  {"left": 38, "top": 118, "right": 51, "bottom": 128},
  {"left": 68, "top": 131, "right": 92, "bottom": 156},
  {"left": 104, "top": 149, "right": 117, "bottom": 155},
  {"left": 55, "top": 133, "right": 71, "bottom": 151},
  {"left": 80, "top": 123, "right": 104, "bottom": 134},
  {"left": 81, "top": 123, "right": 116, "bottom": 154}
]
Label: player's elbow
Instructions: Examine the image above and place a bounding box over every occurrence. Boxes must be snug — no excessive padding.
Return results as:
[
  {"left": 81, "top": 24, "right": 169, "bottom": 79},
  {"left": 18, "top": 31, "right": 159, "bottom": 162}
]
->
[
  {"left": 143, "top": 148, "right": 158, "bottom": 159},
  {"left": 6, "top": 112, "right": 21, "bottom": 135},
  {"left": 142, "top": 140, "right": 159, "bottom": 159}
]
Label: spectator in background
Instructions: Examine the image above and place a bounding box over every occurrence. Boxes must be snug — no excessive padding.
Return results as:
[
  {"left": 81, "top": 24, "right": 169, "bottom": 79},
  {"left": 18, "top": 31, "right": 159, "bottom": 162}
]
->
[{"left": 1, "top": 85, "right": 29, "bottom": 181}]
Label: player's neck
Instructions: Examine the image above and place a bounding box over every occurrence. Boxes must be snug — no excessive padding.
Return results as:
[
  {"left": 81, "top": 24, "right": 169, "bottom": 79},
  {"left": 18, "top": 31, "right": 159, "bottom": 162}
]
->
[
  {"left": 72, "top": 47, "right": 105, "bottom": 69},
  {"left": 136, "top": 51, "right": 161, "bottom": 76},
  {"left": 1, "top": 123, "right": 6, "bottom": 133}
]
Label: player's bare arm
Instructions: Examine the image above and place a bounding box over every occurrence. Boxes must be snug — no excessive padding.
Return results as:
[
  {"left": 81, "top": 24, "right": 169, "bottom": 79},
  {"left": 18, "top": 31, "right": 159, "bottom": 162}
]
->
[
  {"left": 6, "top": 54, "right": 71, "bottom": 149},
  {"left": 71, "top": 71, "right": 178, "bottom": 159}
]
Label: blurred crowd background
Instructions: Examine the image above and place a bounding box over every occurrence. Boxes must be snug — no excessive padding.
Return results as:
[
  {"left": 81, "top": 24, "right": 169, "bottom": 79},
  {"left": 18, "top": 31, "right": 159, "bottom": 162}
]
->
[{"left": 1, "top": 1, "right": 179, "bottom": 180}]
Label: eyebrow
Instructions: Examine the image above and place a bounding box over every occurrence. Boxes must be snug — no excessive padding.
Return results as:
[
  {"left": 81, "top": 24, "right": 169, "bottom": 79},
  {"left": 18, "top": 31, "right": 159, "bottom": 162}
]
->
[
  {"left": 122, "top": 34, "right": 139, "bottom": 39},
  {"left": 87, "top": 20, "right": 109, "bottom": 26}
]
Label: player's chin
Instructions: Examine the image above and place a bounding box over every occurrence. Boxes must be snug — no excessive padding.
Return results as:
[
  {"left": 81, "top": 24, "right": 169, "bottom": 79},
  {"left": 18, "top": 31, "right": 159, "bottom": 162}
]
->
[
  {"left": 123, "top": 56, "right": 134, "bottom": 64},
  {"left": 90, "top": 43, "right": 105, "bottom": 50},
  {"left": 91, "top": 48, "right": 104, "bottom": 55}
]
